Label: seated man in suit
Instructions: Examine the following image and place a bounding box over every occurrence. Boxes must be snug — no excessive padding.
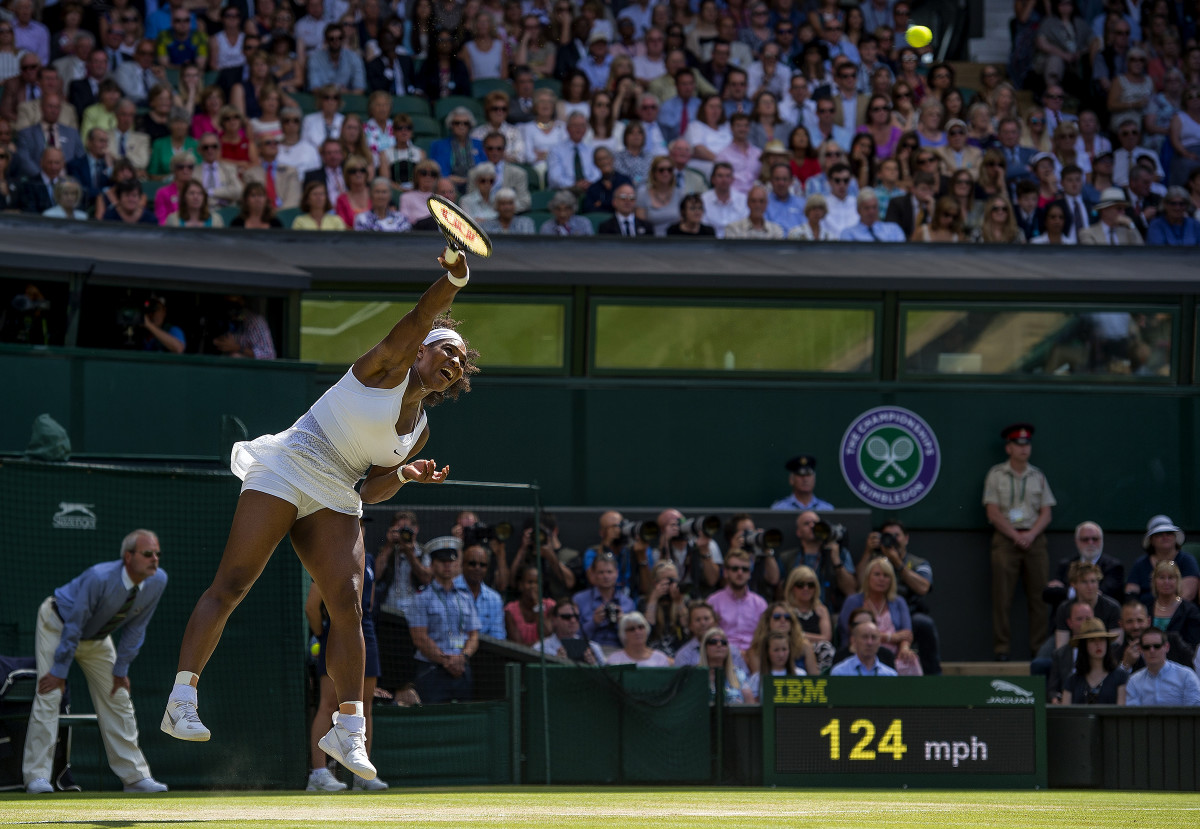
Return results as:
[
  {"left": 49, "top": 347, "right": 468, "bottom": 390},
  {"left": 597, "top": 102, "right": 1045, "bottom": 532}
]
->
[
  {"left": 996, "top": 117, "right": 1034, "bottom": 183},
  {"left": 884, "top": 172, "right": 936, "bottom": 238},
  {"left": 15, "top": 94, "right": 83, "bottom": 179},
  {"left": 1079, "top": 187, "right": 1145, "bottom": 245},
  {"left": 18, "top": 146, "right": 66, "bottom": 214},
  {"left": 242, "top": 132, "right": 301, "bottom": 210},
  {"left": 365, "top": 28, "right": 416, "bottom": 96},
  {"left": 69, "top": 49, "right": 112, "bottom": 119},
  {"left": 65, "top": 127, "right": 112, "bottom": 207},
  {"left": 479, "top": 132, "right": 530, "bottom": 213},
  {"left": 302, "top": 138, "right": 347, "bottom": 205},
  {"left": 15, "top": 67, "right": 79, "bottom": 131},
  {"left": 547, "top": 112, "right": 599, "bottom": 193},
  {"left": 194, "top": 135, "right": 244, "bottom": 208},
  {"left": 598, "top": 183, "right": 652, "bottom": 236},
  {"left": 108, "top": 99, "right": 151, "bottom": 175}
]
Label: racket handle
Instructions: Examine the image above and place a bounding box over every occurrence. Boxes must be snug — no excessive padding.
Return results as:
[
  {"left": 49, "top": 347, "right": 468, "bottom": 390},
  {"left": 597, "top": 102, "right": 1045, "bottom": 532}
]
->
[{"left": 443, "top": 247, "right": 459, "bottom": 265}]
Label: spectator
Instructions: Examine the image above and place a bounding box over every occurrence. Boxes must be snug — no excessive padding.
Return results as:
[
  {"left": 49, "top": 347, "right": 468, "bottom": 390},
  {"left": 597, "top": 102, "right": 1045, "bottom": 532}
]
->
[
  {"left": 744, "top": 603, "right": 818, "bottom": 676},
  {"left": 154, "top": 150, "right": 198, "bottom": 223},
  {"left": 1125, "top": 628, "right": 1200, "bottom": 706},
  {"left": 505, "top": 564, "right": 555, "bottom": 646},
  {"left": 21, "top": 528, "right": 169, "bottom": 795},
  {"left": 334, "top": 154, "right": 371, "bottom": 226},
  {"left": 811, "top": 96, "right": 853, "bottom": 152},
  {"left": 972, "top": 194, "right": 1026, "bottom": 243},
  {"left": 519, "top": 89, "right": 565, "bottom": 167},
  {"left": 115, "top": 39, "right": 168, "bottom": 106},
  {"left": 723, "top": 183, "right": 781, "bottom": 238},
  {"left": 548, "top": 111, "right": 599, "bottom": 191},
  {"left": 408, "top": 537, "right": 481, "bottom": 704},
  {"left": 416, "top": 29, "right": 471, "bottom": 103},
  {"left": 481, "top": 186, "right": 536, "bottom": 234},
  {"left": 459, "top": 162, "right": 498, "bottom": 222},
  {"left": 1077, "top": 110, "right": 1111, "bottom": 165},
  {"left": 308, "top": 23, "right": 365, "bottom": 95},
  {"left": 803, "top": 141, "right": 853, "bottom": 198},
  {"left": 195, "top": 135, "right": 243, "bottom": 207},
  {"left": 787, "top": 193, "right": 836, "bottom": 239},
  {"left": 779, "top": 76, "right": 819, "bottom": 143},
  {"left": 839, "top": 557, "right": 921, "bottom": 674},
  {"left": 229, "top": 181, "right": 283, "bottom": 229},
  {"left": 698, "top": 627, "right": 752, "bottom": 704},
  {"left": 1078, "top": 187, "right": 1144, "bottom": 243},
  {"left": 17, "top": 146, "right": 64, "bottom": 213},
  {"left": 10, "top": 0, "right": 49, "bottom": 66},
  {"left": 156, "top": 7, "right": 208, "bottom": 70},
  {"left": 1168, "top": 86, "right": 1200, "bottom": 186},
  {"left": 398, "top": 159, "right": 441, "bottom": 225},
  {"left": 1148, "top": 559, "right": 1200, "bottom": 648},
  {"left": 574, "top": 553, "right": 636, "bottom": 650},
  {"left": 294, "top": 0, "right": 329, "bottom": 52},
  {"left": 883, "top": 170, "right": 935, "bottom": 237},
  {"left": 292, "top": 180, "right": 346, "bottom": 230},
  {"left": 632, "top": 154, "right": 681, "bottom": 235},
  {"left": 608, "top": 611, "right": 673, "bottom": 667},
  {"left": 996, "top": 116, "right": 1035, "bottom": 182},
  {"left": 781, "top": 565, "right": 836, "bottom": 670},
  {"left": 1146, "top": 186, "right": 1200, "bottom": 245},
  {"left": 304, "top": 138, "right": 347, "bottom": 204},
  {"left": 911, "top": 195, "right": 965, "bottom": 242},
  {"left": 1034, "top": 0, "right": 1096, "bottom": 90},
  {"left": 366, "top": 29, "right": 416, "bottom": 97},
  {"left": 1108, "top": 46, "right": 1153, "bottom": 133},
  {"left": 148, "top": 109, "right": 198, "bottom": 180},
  {"left": 80, "top": 79, "right": 122, "bottom": 141},
  {"left": 763, "top": 160, "right": 805, "bottom": 233},
  {"left": 1047, "top": 521, "right": 1126, "bottom": 604},
  {"left": 659, "top": 69, "right": 701, "bottom": 144},
  {"left": 817, "top": 161, "right": 858, "bottom": 236},
  {"left": 640, "top": 559, "right": 690, "bottom": 654},
  {"left": 216, "top": 106, "right": 255, "bottom": 170},
  {"left": 700, "top": 161, "right": 748, "bottom": 237},
  {"left": 461, "top": 11, "right": 506, "bottom": 81},
  {"left": 1111, "top": 120, "right": 1162, "bottom": 186},
  {"left": 533, "top": 600, "right": 604, "bottom": 665},
  {"left": 1115, "top": 598, "right": 1150, "bottom": 674},
  {"left": 93, "top": 158, "right": 143, "bottom": 219},
  {"left": 743, "top": 630, "right": 801, "bottom": 703},
  {"left": 191, "top": 84, "right": 225, "bottom": 139},
  {"left": 748, "top": 90, "right": 787, "bottom": 150},
  {"left": 664, "top": 138, "right": 707, "bottom": 196},
  {"left": 65, "top": 127, "right": 111, "bottom": 208},
  {"left": 13, "top": 67, "right": 76, "bottom": 132},
  {"left": 1123, "top": 165, "right": 1160, "bottom": 237},
  {"left": 858, "top": 521, "right": 942, "bottom": 676},
  {"left": 1060, "top": 618, "right": 1127, "bottom": 705},
  {"left": 706, "top": 550, "right": 767, "bottom": 654},
  {"left": 354, "top": 176, "right": 411, "bottom": 232},
  {"left": 840, "top": 188, "right": 906, "bottom": 241},
  {"left": 556, "top": 70, "right": 591, "bottom": 122},
  {"left": 715, "top": 112, "right": 761, "bottom": 193},
  {"left": 830, "top": 620, "right": 899, "bottom": 676},
  {"left": 983, "top": 422, "right": 1055, "bottom": 661},
  {"left": 278, "top": 107, "right": 321, "bottom": 177},
  {"left": 1051, "top": 562, "right": 1122, "bottom": 649},
  {"left": 599, "top": 182, "right": 652, "bottom": 235},
  {"left": 211, "top": 294, "right": 275, "bottom": 359},
  {"left": 373, "top": 511, "right": 427, "bottom": 695},
  {"left": 540, "top": 188, "right": 594, "bottom": 235},
  {"left": 1056, "top": 164, "right": 1091, "bottom": 241},
  {"left": 1032, "top": 200, "right": 1069, "bottom": 241},
  {"left": 666, "top": 192, "right": 716, "bottom": 235},
  {"left": 14, "top": 94, "right": 81, "bottom": 180},
  {"left": 470, "top": 93, "right": 524, "bottom": 164},
  {"left": 242, "top": 132, "right": 301, "bottom": 211},
  {"left": 42, "top": 176, "right": 88, "bottom": 220},
  {"left": 683, "top": 94, "right": 732, "bottom": 177}
]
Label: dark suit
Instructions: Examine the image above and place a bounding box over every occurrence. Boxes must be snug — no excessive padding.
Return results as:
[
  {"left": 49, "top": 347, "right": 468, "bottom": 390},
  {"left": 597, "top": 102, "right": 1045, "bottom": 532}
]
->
[
  {"left": 598, "top": 215, "right": 653, "bottom": 236},
  {"left": 366, "top": 55, "right": 417, "bottom": 96},
  {"left": 998, "top": 145, "right": 1035, "bottom": 182},
  {"left": 15, "top": 123, "right": 84, "bottom": 179},
  {"left": 216, "top": 65, "right": 251, "bottom": 95},
  {"left": 582, "top": 172, "right": 633, "bottom": 213},
  {"left": 1014, "top": 206, "right": 1040, "bottom": 240},
  {"left": 18, "top": 175, "right": 56, "bottom": 213},
  {"left": 1123, "top": 188, "right": 1161, "bottom": 238},
  {"left": 884, "top": 193, "right": 923, "bottom": 239},
  {"left": 414, "top": 58, "right": 472, "bottom": 102},
  {"left": 1052, "top": 553, "right": 1126, "bottom": 602},
  {"left": 67, "top": 78, "right": 101, "bottom": 118},
  {"left": 508, "top": 95, "right": 535, "bottom": 124},
  {"left": 66, "top": 154, "right": 110, "bottom": 207}
]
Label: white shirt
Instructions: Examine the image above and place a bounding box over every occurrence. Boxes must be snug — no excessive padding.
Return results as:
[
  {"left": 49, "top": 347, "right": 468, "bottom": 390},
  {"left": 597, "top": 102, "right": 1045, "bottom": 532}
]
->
[
  {"left": 1062, "top": 192, "right": 1090, "bottom": 241},
  {"left": 278, "top": 140, "right": 322, "bottom": 177},
  {"left": 301, "top": 112, "right": 345, "bottom": 153},
  {"left": 823, "top": 191, "right": 859, "bottom": 237},
  {"left": 700, "top": 188, "right": 749, "bottom": 238}
]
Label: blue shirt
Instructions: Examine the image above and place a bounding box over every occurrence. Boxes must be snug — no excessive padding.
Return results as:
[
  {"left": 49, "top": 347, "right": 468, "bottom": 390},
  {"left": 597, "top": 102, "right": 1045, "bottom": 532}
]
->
[
  {"left": 830, "top": 654, "right": 899, "bottom": 676},
  {"left": 1125, "top": 659, "right": 1200, "bottom": 706},
  {"left": 1146, "top": 216, "right": 1200, "bottom": 246},
  {"left": 453, "top": 574, "right": 506, "bottom": 640},
  {"left": 408, "top": 580, "right": 481, "bottom": 662},
  {"left": 307, "top": 48, "right": 367, "bottom": 92},
  {"left": 582, "top": 545, "right": 639, "bottom": 597},
  {"left": 839, "top": 220, "right": 906, "bottom": 242},
  {"left": 766, "top": 192, "right": 807, "bottom": 233},
  {"left": 572, "top": 587, "right": 636, "bottom": 648},
  {"left": 770, "top": 493, "right": 835, "bottom": 511},
  {"left": 52, "top": 560, "right": 167, "bottom": 679}
]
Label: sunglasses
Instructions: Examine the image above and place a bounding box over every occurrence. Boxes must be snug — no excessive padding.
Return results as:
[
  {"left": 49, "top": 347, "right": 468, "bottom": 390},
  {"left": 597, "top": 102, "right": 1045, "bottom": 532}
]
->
[
  {"left": 771, "top": 612, "right": 791, "bottom": 621},
  {"left": 831, "top": 176, "right": 851, "bottom": 183},
  {"left": 489, "top": 105, "right": 507, "bottom": 112},
  {"left": 991, "top": 205, "right": 1009, "bottom": 212},
  {"left": 948, "top": 129, "right": 965, "bottom": 136},
  {"left": 140, "top": 550, "right": 161, "bottom": 558},
  {"left": 1078, "top": 535, "right": 1102, "bottom": 542},
  {"left": 464, "top": 560, "right": 489, "bottom": 568},
  {"left": 654, "top": 166, "right": 672, "bottom": 173},
  {"left": 794, "top": 581, "right": 817, "bottom": 589},
  {"left": 625, "top": 623, "right": 647, "bottom": 631},
  {"left": 557, "top": 612, "right": 579, "bottom": 620},
  {"left": 200, "top": 144, "right": 219, "bottom": 150},
  {"left": 707, "top": 638, "right": 729, "bottom": 647},
  {"left": 944, "top": 211, "right": 960, "bottom": 218},
  {"left": 347, "top": 168, "right": 366, "bottom": 174},
  {"left": 870, "top": 105, "right": 890, "bottom": 112},
  {"left": 451, "top": 120, "right": 471, "bottom": 126},
  {"left": 281, "top": 118, "right": 300, "bottom": 124},
  {"left": 1142, "top": 642, "right": 1165, "bottom": 650},
  {"left": 917, "top": 157, "right": 936, "bottom": 164},
  {"left": 175, "top": 163, "right": 195, "bottom": 169},
  {"left": 727, "top": 565, "right": 752, "bottom": 573},
  {"left": 484, "top": 144, "right": 504, "bottom": 151},
  {"left": 817, "top": 108, "right": 835, "bottom": 115},
  {"left": 418, "top": 170, "right": 438, "bottom": 176},
  {"left": 985, "top": 160, "right": 1003, "bottom": 167}
]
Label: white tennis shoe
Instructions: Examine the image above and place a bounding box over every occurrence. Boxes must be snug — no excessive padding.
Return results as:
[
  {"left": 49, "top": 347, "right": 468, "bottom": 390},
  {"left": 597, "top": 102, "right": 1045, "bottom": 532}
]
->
[
  {"left": 26, "top": 778, "right": 53, "bottom": 794},
  {"left": 351, "top": 775, "right": 389, "bottom": 791},
  {"left": 305, "top": 767, "right": 347, "bottom": 792},
  {"left": 317, "top": 713, "right": 377, "bottom": 780},
  {"left": 160, "top": 697, "right": 211, "bottom": 741}
]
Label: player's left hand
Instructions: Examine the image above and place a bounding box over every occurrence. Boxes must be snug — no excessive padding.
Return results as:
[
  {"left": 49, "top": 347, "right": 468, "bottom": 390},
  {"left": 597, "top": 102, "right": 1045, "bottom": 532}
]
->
[
  {"left": 405, "top": 459, "right": 450, "bottom": 484},
  {"left": 111, "top": 675, "right": 130, "bottom": 696}
]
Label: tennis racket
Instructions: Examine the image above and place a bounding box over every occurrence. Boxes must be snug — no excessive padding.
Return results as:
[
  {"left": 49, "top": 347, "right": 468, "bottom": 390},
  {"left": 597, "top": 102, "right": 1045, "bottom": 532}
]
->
[{"left": 426, "top": 194, "right": 493, "bottom": 264}]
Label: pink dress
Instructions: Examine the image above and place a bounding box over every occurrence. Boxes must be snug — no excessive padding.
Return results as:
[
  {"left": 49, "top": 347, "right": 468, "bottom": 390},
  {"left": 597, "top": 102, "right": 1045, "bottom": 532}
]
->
[{"left": 504, "top": 599, "right": 556, "bottom": 646}]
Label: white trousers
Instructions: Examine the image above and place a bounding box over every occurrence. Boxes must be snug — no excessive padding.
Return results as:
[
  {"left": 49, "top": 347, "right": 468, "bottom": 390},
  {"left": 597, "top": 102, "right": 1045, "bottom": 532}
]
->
[{"left": 22, "top": 596, "right": 151, "bottom": 786}]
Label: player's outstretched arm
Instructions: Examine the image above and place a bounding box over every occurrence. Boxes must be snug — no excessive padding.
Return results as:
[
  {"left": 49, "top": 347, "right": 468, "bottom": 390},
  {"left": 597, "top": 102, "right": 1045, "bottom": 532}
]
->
[{"left": 353, "top": 253, "right": 470, "bottom": 387}]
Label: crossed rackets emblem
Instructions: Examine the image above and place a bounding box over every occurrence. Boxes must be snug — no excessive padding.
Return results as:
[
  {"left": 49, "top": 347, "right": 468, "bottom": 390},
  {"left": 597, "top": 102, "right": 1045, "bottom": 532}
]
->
[{"left": 865, "top": 435, "right": 915, "bottom": 480}]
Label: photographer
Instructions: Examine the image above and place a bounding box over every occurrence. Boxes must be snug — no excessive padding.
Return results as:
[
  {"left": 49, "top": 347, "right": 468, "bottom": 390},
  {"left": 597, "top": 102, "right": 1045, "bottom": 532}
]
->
[
  {"left": 724, "top": 513, "right": 781, "bottom": 602},
  {"left": 573, "top": 553, "right": 636, "bottom": 650},
  {"left": 778, "top": 510, "right": 857, "bottom": 614},
  {"left": 856, "top": 520, "right": 942, "bottom": 675},
  {"left": 373, "top": 511, "right": 430, "bottom": 696},
  {"left": 212, "top": 294, "right": 275, "bottom": 360},
  {"left": 505, "top": 513, "right": 577, "bottom": 600},
  {"left": 139, "top": 296, "right": 186, "bottom": 354},
  {"left": 653, "top": 509, "right": 722, "bottom": 598},
  {"left": 582, "top": 510, "right": 651, "bottom": 600},
  {"left": 638, "top": 560, "right": 690, "bottom": 657}
]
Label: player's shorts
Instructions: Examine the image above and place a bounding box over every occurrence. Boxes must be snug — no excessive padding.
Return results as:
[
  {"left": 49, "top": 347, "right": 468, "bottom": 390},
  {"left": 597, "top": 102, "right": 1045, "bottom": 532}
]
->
[{"left": 241, "top": 463, "right": 325, "bottom": 520}]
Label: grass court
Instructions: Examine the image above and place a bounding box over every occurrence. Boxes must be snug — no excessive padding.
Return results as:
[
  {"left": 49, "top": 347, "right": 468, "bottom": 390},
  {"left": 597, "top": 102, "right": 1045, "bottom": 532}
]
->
[{"left": 0, "top": 787, "right": 1194, "bottom": 828}]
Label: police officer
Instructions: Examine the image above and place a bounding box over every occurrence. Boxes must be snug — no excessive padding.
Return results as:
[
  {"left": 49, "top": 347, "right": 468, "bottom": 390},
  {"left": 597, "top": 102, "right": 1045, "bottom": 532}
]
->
[
  {"left": 770, "top": 454, "right": 835, "bottom": 511},
  {"left": 407, "top": 537, "right": 481, "bottom": 704},
  {"left": 982, "top": 423, "right": 1056, "bottom": 661}
]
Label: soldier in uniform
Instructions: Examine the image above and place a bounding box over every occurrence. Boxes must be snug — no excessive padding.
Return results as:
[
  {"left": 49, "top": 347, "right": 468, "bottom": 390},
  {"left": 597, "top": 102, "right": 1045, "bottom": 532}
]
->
[{"left": 982, "top": 423, "right": 1056, "bottom": 661}]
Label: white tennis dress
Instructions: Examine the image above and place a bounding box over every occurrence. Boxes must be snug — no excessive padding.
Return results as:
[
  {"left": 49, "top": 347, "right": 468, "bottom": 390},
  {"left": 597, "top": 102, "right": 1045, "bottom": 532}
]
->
[{"left": 231, "top": 368, "right": 426, "bottom": 516}]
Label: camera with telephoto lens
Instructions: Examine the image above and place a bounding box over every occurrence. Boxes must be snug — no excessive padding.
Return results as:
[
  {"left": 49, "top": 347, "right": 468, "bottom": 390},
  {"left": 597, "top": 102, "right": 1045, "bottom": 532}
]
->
[
  {"left": 741, "top": 528, "right": 784, "bottom": 556},
  {"left": 880, "top": 532, "right": 899, "bottom": 551},
  {"left": 679, "top": 514, "right": 721, "bottom": 538},
  {"left": 463, "top": 521, "right": 512, "bottom": 548},
  {"left": 603, "top": 601, "right": 622, "bottom": 625},
  {"left": 615, "top": 519, "right": 659, "bottom": 546},
  {"left": 396, "top": 527, "right": 414, "bottom": 544},
  {"left": 813, "top": 520, "right": 847, "bottom": 546}
]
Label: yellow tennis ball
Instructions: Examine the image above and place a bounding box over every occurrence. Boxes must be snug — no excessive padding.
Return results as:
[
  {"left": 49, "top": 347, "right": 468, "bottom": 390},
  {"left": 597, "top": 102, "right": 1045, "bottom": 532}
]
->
[
  {"left": 906, "top": 25, "right": 933, "bottom": 48},
  {"left": 310, "top": 641, "right": 321, "bottom": 657}
]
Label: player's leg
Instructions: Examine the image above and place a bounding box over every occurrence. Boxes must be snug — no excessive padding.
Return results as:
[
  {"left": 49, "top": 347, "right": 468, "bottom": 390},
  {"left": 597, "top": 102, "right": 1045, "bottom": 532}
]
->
[
  {"left": 305, "top": 675, "right": 346, "bottom": 792},
  {"left": 291, "top": 510, "right": 376, "bottom": 779},
  {"left": 163, "top": 490, "right": 297, "bottom": 741}
]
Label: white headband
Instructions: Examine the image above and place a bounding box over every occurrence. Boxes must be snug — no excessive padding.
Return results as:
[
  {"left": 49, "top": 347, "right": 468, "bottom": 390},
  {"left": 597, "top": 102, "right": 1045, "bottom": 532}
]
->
[{"left": 424, "top": 327, "right": 466, "bottom": 349}]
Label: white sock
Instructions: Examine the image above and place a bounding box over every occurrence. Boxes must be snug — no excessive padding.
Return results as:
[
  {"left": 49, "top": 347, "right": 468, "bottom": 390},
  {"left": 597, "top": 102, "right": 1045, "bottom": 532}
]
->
[
  {"left": 170, "top": 683, "right": 197, "bottom": 704},
  {"left": 337, "top": 713, "right": 366, "bottom": 733}
]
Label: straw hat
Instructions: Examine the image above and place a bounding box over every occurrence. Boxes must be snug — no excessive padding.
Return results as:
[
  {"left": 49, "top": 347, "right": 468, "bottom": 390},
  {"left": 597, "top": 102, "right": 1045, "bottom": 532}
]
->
[
  {"left": 1142, "top": 514, "right": 1184, "bottom": 550},
  {"left": 1070, "top": 618, "right": 1118, "bottom": 646}
]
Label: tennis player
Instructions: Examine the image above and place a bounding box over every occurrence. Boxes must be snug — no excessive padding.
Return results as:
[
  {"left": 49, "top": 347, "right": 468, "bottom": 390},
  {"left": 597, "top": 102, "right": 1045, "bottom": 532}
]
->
[{"left": 162, "top": 253, "right": 478, "bottom": 782}]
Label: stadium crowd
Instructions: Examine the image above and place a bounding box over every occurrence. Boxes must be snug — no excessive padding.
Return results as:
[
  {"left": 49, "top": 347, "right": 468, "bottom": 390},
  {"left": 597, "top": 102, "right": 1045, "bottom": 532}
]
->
[{"left": 1, "top": 0, "right": 1199, "bottom": 242}]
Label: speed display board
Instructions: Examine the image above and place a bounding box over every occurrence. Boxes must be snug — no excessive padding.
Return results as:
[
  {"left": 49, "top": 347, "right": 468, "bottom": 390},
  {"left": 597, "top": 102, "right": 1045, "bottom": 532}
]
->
[{"left": 763, "top": 677, "right": 1046, "bottom": 788}]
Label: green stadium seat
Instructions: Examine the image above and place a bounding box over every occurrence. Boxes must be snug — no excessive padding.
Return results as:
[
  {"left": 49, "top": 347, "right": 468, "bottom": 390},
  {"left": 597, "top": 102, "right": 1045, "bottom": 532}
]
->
[
  {"left": 290, "top": 91, "right": 316, "bottom": 114},
  {"left": 203, "top": 71, "right": 218, "bottom": 86},
  {"left": 533, "top": 78, "right": 561, "bottom": 96},
  {"left": 434, "top": 95, "right": 484, "bottom": 125},
  {"left": 342, "top": 93, "right": 369, "bottom": 115},
  {"left": 473, "top": 78, "right": 514, "bottom": 98},
  {"left": 514, "top": 161, "right": 543, "bottom": 191},
  {"left": 217, "top": 205, "right": 241, "bottom": 226},
  {"left": 529, "top": 189, "right": 557, "bottom": 211},
  {"left": 277, "top": 207, "right": 301, "bottom": 228},
  {"left": 391, "top": 96, "right": 431, "bottom": 117},
  {"left": 582, "top": 212, "right": 609, "bottom": 233},
  {"left": 526, "top": 210, "right": 550, "bottom": 229},
  {"left": 409, "top": 114, "right": 442, "bottom": 137},
  {"left": 415, "top": 135, "right": 439, "bottom": 156},
  {"left": 164, "top": 67, "right": 180, "bottom": 89},
  {"left": 141, "top": 180, "right": 166, "bottom": 200}
]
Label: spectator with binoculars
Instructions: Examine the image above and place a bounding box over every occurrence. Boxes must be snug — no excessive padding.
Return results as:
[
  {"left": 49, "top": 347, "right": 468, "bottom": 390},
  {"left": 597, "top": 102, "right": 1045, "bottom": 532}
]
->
[
  {"left": 857, "top": 519, "right": 942, "bottom": 675},
  {"left": 778, "top": 510, "right": 857, "bottom": 614}
]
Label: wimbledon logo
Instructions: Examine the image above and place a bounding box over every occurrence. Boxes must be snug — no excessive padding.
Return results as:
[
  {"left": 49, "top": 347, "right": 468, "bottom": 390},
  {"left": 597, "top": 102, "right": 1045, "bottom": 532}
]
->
[{"left": 839, "top": 406, "right": 940, "bottom": 509}]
